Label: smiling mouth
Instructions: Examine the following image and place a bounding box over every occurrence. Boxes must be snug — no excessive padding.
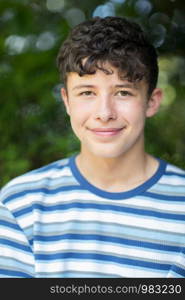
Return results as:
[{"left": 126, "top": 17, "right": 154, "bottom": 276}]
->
[{"left": 89, "top": 127, "right": 124, "bottom": 136}]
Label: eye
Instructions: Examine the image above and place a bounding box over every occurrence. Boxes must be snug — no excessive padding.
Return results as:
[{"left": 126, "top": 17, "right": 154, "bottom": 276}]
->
[
  {"left": 116, "top": 90, "right": 132, "bottom": 97},
  {"left": 79, "top": 91, "right": 94, "bottom": 96}
]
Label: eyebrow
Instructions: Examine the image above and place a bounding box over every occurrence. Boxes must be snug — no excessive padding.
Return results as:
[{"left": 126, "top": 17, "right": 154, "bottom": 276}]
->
[
  {"left": 72, "top": 83, "right": 138, "bottom": 90},
  {"left": 114, "top": 84, "right": 138, "bottom": 89},
  {"left": 72, "top": 85, "right": 95, "bottom": 90}
]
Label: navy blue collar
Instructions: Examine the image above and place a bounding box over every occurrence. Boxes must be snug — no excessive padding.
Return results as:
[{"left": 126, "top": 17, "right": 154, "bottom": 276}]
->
[{"left": 69, "top": 155, "right": 167, "bottom": 200}]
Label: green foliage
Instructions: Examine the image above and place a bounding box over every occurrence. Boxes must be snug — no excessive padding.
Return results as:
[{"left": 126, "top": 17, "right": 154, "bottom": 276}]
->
[{"left": 0, "top": 0, "right": 185, "bottom": 187}]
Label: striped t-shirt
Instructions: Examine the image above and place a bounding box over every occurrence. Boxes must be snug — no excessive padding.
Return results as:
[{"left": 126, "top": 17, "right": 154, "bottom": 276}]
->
[{"left": 0, "top": 155, "right": 185, "bottom": 278}]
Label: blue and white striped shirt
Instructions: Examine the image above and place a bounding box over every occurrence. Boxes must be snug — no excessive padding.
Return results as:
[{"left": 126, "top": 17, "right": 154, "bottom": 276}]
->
[{"left": 0, "top": 155, "right": 185, "bottom": 277}]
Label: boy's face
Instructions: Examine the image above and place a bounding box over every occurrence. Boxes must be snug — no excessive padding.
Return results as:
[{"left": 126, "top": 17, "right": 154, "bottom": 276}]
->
[{"left": 61, "top": 63, "right": 162, "bottom": 159}]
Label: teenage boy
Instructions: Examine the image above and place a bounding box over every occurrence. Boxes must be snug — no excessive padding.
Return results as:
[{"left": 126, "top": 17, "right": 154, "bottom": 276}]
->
[{"left": 0, "top": 16, "right": 185, "bottom": 278}]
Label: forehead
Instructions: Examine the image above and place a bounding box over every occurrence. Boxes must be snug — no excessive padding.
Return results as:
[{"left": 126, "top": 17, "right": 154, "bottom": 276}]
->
[{"left": 66, "top": 68, "right": 147, "bottom": 92}]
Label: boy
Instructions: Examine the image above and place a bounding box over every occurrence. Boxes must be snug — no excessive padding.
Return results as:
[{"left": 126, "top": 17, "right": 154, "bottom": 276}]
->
[{"left": 0, "top": 16, "right": 185, "bottom": 278}]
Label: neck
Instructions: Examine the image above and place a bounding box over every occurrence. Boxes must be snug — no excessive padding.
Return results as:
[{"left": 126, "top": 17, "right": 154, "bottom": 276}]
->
[{"left": 76, "top": 146, "right": 158, "bottom": 193}]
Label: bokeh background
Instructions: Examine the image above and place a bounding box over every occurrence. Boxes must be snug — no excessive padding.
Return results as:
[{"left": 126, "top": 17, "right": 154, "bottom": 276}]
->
[{"left": 0, "top": 0, "right": 185, "bottom": 188}]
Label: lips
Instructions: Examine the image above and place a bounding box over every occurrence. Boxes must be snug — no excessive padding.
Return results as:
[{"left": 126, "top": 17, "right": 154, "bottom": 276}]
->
[{"left": 89, "top": 127, "right": 124, "bottom": 136}]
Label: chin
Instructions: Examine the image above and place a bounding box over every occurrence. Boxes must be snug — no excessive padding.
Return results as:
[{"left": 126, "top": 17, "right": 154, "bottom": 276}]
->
[{"left": 90, "top": 148, "right": 124, "bottom": 159}]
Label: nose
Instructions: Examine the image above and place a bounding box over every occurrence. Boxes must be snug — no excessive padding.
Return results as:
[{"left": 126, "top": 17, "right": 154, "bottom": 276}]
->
[{"left": 94, "top": 95, "right": 117, "bottom": 122}]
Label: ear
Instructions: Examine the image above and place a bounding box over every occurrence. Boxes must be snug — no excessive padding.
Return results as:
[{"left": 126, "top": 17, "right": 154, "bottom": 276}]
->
[
  {"left": 61, "top": 87, "right": 70, "bottom": 115},
  {"left": 146, "top": 88, "right": 163, "bottom": 118}
]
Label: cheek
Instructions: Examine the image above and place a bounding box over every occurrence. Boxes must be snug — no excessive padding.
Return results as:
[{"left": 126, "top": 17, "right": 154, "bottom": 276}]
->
[
  {"left": 118, "top": 102, "right": 146, "bottom": 123},
  {"left": 69, "top": 107, "right": 89, "bottom": 141},
  {"left": 69, "top": 103, "right": 91, "bottom": 127}
]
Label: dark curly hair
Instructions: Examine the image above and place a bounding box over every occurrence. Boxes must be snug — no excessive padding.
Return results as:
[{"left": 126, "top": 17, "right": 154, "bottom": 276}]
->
[{"left": 57, "top": 16, "right": 158, "bottom": 95}]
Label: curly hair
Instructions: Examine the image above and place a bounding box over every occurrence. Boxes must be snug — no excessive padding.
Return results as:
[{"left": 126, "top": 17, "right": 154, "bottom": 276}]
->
[{"left": 57, "top": 16, "right": 158, "bottom": 95}]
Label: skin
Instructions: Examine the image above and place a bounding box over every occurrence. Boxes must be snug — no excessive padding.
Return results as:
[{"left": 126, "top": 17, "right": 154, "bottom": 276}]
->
[{"left": 61, "top": 63, "right": 163, "bottom": 192}]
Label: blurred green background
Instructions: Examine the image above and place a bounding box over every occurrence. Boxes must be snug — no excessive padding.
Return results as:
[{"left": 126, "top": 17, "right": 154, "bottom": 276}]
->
[{"left": 0, "top": 0, "right": 185, "bottom": 188}]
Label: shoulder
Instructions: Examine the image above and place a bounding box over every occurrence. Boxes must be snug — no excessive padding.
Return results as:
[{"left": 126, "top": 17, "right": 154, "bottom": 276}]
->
[
  {"left": 166, "top": 161, "right": 185, "bottom": 174},
  {"left": 164, "top": 161, "right": 185, "bottom": 182},
  {"left": 158, "top": 160, "right": 185, "bottom": 190},
  {"left": 0, "top": 157, "right": 71, "bottom": 202}
]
